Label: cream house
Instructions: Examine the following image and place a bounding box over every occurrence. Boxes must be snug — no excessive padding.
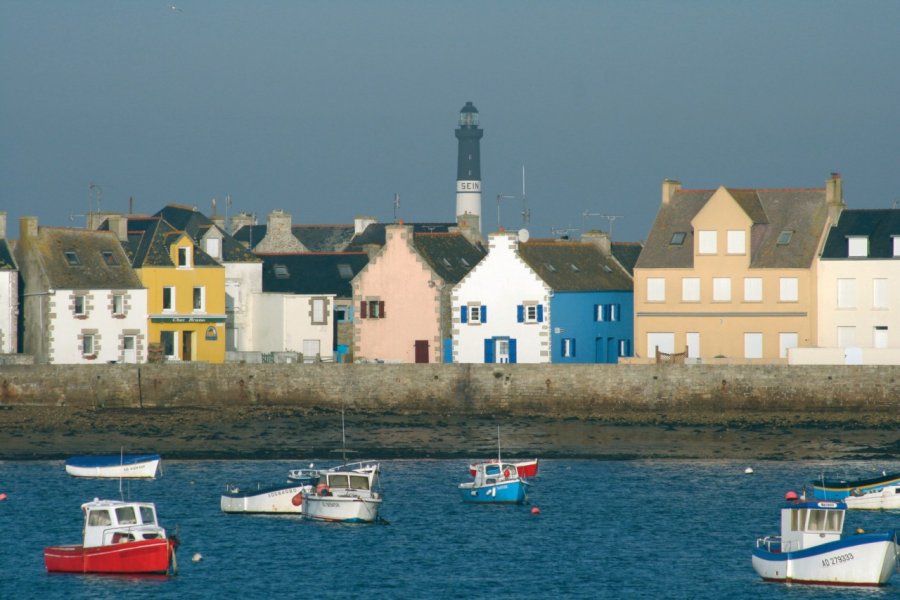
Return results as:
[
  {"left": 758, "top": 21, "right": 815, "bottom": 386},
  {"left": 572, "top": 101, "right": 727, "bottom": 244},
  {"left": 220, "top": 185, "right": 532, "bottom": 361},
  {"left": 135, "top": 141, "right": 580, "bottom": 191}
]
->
[{"left": 633, "top": 174, "right": 844, "bottom": 362}]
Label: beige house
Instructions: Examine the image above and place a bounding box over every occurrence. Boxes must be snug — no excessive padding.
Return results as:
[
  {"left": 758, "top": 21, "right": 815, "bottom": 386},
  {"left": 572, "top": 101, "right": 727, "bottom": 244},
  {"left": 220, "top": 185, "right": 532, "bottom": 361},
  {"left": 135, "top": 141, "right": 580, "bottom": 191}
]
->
[{"left": 633, "top": 174, "right": 844, "bottom": 362}]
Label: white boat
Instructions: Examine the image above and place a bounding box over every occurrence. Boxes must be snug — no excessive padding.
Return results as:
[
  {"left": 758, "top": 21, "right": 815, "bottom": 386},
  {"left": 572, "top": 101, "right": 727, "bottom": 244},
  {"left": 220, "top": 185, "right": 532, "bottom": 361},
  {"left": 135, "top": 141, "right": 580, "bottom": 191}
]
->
[
  {"left": 752, "top": 491, "right": 900, "bottom": 586},
  {"left": 844, "top": 484, "right": 900, "bottom": 511},
  {"left": 65, "top": 453, "right": 161, "bottom": 479},
  {"left": 221, "top": 481, "right": 313, "bottom": 514},
  {"left": 301, "top": 461, "right": 383, "bottom": 523}
]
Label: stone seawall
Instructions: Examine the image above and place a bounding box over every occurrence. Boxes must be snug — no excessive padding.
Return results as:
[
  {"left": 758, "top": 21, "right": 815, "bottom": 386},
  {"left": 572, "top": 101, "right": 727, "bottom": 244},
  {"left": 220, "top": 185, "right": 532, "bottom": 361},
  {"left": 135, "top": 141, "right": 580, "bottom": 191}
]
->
[{"left": 1, "top": 363, "right": 898, "bottom": 421}]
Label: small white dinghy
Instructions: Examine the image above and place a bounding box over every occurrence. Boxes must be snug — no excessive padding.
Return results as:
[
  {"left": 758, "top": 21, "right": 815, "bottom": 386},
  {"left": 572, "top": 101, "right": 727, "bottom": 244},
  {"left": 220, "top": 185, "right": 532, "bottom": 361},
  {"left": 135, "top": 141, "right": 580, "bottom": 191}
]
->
[
  {"left": 65, "top": 454, "right": 161, "bottom": 479},
  {"left": 844, "top": 484, "right": 900, "bottom": 511},
  {"left": 752, "top": 491, "right": 900, "bottom": 586}
]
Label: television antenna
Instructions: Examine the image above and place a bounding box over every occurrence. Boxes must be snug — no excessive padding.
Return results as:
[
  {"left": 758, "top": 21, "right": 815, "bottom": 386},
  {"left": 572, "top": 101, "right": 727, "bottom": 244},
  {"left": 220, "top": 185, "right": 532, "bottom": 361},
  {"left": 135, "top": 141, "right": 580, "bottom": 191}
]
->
[
  {"left": 393, "top": 193, "right": 400, "bottom": 222},
  {"left": 550, "top": 226, "right": 579, "bottom": 240},
  {"left": 582, "top": 212, "right": 624, "bottom": 239},
  {"left": 520, "top": 165, "right": 530, "bottom": 225}
]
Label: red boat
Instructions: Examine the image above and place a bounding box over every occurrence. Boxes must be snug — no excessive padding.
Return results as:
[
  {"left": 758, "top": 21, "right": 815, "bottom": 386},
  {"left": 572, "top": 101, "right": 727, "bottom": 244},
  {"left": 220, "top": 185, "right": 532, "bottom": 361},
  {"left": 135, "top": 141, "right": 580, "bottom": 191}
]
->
[
  {"left": 44, "top": 498, "right": 177, "bottom": 575},
  {"left": 468, "top": 458, "right": 539, "bottom": 478}
]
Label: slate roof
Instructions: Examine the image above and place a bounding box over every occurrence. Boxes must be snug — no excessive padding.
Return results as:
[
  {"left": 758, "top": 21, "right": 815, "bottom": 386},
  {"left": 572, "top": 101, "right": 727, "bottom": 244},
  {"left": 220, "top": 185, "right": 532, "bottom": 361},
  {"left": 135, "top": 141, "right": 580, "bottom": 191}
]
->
[
  {"left": 635, "top": 187, "right": 830, "bottom": 270},
  {"left": 412, "top": 232, "right": 486, "bottom": 284},
  {"left": 0, "top": 239, "right": 17, "bottom": 271},
  {"left": 153, "top": 205, "right": 260, "bottom": 263},
  {"left": 611, "top": 241, "right": 642, "bottom": 275},
  {"left": 232, "top": 223, "right": 356, "bottom": 252},
  {"left": 24, "top": 227, "right": 142, "bottom": 289},
  {"left": 518, "top": 240, "right": 633, "bottom": 292},
  {"left": 344, "top": 222, "right": 456, "bottom": 252},
  {"left": 115, "top": 217, "right": 221, "bottom": 268},
  {"left": 258, "top": 253, "right": 369, "bottom": 296},
  {"left": 821, "top": 209, "right": 900, "bottom": 259}
]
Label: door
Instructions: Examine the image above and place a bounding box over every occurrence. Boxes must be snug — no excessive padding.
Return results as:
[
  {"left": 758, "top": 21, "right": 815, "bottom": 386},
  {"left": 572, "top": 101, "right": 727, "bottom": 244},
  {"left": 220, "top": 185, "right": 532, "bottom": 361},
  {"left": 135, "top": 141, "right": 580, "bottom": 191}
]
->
[
  {"left": 122, "top": 336, "right": 136, "bottom": 364},
  {"left": 495, "top": 338, "right": 510, "bottom": 363},
  {"left": 182, "top": 331, "right": 193, "bottom": 362},
  {"left": 595, "top": 337, "right": 605, "bottom": 363},
  {"left": 414, "top": 340, "right": 429, "bottom": 363},
  {"left": 686, "top": 332, "right": 700, "bottom": 359},
  {"left": 646, "top": 333, "right": 675, "bottom": 358}
]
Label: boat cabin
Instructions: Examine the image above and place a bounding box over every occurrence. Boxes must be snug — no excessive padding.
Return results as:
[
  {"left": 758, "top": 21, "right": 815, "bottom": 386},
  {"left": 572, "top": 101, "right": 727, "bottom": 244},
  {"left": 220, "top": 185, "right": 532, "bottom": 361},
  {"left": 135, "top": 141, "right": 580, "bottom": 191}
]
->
[
  {"left": 322, "top": 471, "right": 372, "bottom": 491},
  {"left": 81, "top": 499, "right": 167, "bottom": 548},
  {"left": 779, "top": 499, "right": 845, "bottom": 552},
  {"left": 472, "top": 462, "right": 520, "bottom": 487}
]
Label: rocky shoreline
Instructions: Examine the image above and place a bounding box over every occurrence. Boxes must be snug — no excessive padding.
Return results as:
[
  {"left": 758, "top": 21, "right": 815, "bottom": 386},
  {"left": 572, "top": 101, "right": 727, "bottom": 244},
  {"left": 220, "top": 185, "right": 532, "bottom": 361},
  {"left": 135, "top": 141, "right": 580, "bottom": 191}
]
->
[{"left": 1, "top": 405, "right": 898, "bottom": 461}]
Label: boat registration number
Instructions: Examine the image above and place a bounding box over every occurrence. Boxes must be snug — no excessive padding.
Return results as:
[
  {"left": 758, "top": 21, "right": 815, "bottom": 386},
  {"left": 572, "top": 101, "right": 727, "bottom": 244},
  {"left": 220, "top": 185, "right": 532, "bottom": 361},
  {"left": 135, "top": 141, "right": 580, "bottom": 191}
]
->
[{"left": 822, "top": 552, "right": 854, "bottom": 568}]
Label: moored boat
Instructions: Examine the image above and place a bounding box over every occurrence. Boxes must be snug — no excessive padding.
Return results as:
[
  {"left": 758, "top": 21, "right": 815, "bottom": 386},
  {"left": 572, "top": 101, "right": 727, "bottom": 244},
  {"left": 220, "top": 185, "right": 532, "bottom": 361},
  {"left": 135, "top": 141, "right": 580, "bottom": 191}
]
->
[
  {"left": 65, "top": 454, "right": 161, "bottom": 479},
  {"left": 468, "top": 458, "right": 538, "bottom": 479},
  {"left": 844, "top": 484, "right": 900, "bottom": 511},
  {"left": 44, "top": 498, "right": 178, "bottom": 575},
  {"left": 812, "top": 470, "right": 900, "bottom": 500},
  {"left": 751, "top": 491, "right": 899, "bottom": 586},
  {"left": 220, "top": 480, "right": 315, "bottom": 514},
  {"left": 301, "top": 461, "right": 383, "bottom": 523},
  {"left": 459, "top": 461, "right": 529, "bottom": 504}
]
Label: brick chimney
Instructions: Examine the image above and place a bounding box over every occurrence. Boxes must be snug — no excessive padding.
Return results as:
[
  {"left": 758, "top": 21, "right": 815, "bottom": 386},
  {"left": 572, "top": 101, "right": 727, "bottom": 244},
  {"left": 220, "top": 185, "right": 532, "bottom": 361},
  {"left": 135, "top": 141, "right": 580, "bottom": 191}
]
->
[
  {"left": 229, "top": 211, "right": 257, "bottom": 236},
  {"left": 662, "top": 179, "right": 681, "bottom": 205},
  {"left": 581, "top": 230, "right": 611, "bottom": 255},
  {"left": 826, "top": 172, "right": 844, "bottom": 224},
  {"left": 0, "top": 212, "right": 6, "bottom": 239},
  {"left": 452, "top": 213, "right": 483, "bottom": 246},
  {"left": 254, "top": 209, "right": 307, "bottom": 253},
  {"left": 20, "top": 216, "right": 38, "bottom": 240},
  {"left": 106, "top": 215, "right": 129, "bottom": 241}
]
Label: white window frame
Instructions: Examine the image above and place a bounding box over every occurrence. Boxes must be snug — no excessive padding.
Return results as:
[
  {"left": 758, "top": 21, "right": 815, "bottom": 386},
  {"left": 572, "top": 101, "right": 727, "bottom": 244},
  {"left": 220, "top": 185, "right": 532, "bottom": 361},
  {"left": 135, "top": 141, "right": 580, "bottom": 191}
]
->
[
  {"left": 873, "top": 279, "right": 888, "bottom": 309},
  {"left": 712, "top": 277, "right": 732, "bottom": 302},
  {"left": 681, "top": 278, "right": 700, "bottom": 302},
  {"left": 646, "top": 278, "right": 666, "bottom": 302},
  {"left": 163, "top": 287, "right": 175, "bottom": 312},
  {"left": 82, "top": 334, "right": 95, "bottom": 357},
  {"left": 177, "top": 246, "right": 192, "bottom": 268},
  {"left": 311, "top": 298, "right": 327, "bottom": 325},
  {"left": 837, "top": 278, "right": 856, "bottom": 309},
  {"left": 469, "top": 304, "right": 482, "bottom": 323},
  {"left": 779, "top": 277, "right": 799, "bottom": 303},
  {"left": 205, "top": 237, "right": 221, "bottom": 259},
  {"left": 524, "top": 303, "right": 538, "bottom": 324},
  {"left": 743, "top": 277, "right": 762, "bottom": 302},
  {"left": 726, "top": 230, "right": 746, "bottom": 255},
  {"left": 562, "top": 338, "right": 575, "bottom": 358},
  {"left": 847, "top": 236, "right": 868, "bottom": 258},
  {"left": 74, "top": 295, "right": 86, "bottom": 316},
  {"left": 698, "top": 230, "right": 717, "bottom": 255},
  {"left": 112, "top": 294, "right": 125, "bottom": 316},
  {"left": 744, "top": 332, "right": 763, "bottom": 359}
]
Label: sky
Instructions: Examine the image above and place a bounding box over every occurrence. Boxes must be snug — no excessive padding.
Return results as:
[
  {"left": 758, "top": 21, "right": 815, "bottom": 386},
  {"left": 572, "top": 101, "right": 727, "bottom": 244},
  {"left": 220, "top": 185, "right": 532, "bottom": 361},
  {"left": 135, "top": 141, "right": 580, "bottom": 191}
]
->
[{"left": 2, "top": 1, "right": 899, "bottom": 244}]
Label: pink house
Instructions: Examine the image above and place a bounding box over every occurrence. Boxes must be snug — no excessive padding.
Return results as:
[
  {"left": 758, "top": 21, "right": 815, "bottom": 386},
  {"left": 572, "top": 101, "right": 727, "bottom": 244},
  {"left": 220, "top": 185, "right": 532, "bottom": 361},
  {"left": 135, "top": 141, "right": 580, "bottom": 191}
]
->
[{"left": 352, "top": 223, "right": 484, "bottom": 363}]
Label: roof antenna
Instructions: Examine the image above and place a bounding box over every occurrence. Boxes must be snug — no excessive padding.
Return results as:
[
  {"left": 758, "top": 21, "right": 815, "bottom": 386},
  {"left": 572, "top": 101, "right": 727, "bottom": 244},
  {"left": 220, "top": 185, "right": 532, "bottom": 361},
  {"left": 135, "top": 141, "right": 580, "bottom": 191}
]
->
[{"left": 393, "top": 193, "right": 400, "bottom": 222}]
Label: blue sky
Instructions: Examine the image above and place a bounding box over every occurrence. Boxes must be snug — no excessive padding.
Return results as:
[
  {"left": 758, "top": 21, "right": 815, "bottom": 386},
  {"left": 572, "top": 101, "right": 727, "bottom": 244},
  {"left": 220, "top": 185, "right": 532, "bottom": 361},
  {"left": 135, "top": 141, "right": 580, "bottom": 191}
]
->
[{"left": 2, "top": 1, "right": 898, "bottom": 243}]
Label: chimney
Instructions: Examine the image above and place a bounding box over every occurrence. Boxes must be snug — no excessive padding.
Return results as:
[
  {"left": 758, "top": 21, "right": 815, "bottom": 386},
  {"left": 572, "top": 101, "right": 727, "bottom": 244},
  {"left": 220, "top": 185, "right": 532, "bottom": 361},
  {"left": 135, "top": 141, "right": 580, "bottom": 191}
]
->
[
  {"left": 211, "top": 215, "right": 225, "bottom": 230},
  {"left": 229, "top": 211, "right": 257, "bottom": 236},
  {"left": 254, "top": 209, "right": 307, "bottom": 253},
  {"left": 826, "top": 172, "right": 844, "bottom": 224},
  {"left": 662, "top": 179, "right": 681, "bottom": 205},
  {"left": 107, "top": 215, "right": 129, "bottom": 241},
  {"left": 20, "top": 216, "right": 38, "bottom": 240},
  {"left": 453, "top": 213, "right": 483, "bottom": 246},
  {"left": 0, "top": 212, "right": 6, "bottom": 239},
  {"left": 354, "top": 215, "right": 376, "bottom": 235},
  {"left": 581, "top": 230, "right": 611, "bottom": 255}
]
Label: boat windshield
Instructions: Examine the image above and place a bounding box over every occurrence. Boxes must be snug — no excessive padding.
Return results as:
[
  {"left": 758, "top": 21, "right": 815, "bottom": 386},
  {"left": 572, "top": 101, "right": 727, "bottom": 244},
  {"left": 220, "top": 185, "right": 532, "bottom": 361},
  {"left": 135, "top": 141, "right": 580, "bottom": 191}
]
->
[
  {"left": 139, "top": 505, "right": 157, "bottom": 525},
  {"left": 794, "top": 508, "right": 843, "bottom": 533},
  {"left": 485, "top": 464, "right": 501, "bottom": 476},
  {"left": 326, "top": 473, "right": 371, "bottom": 490},
  {"left": 88, "top": 509, "right": 112, "bottom": 526},
  {"left": 116, "top": 506, "right": 137, "bottom": 525}
]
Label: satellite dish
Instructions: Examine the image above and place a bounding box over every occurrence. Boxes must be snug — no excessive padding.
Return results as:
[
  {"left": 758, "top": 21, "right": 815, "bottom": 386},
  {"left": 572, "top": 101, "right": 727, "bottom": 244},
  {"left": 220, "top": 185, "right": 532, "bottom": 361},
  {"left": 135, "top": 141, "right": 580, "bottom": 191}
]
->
[{"left": 517, "top": 228, "right": 530, "bottom": 242}]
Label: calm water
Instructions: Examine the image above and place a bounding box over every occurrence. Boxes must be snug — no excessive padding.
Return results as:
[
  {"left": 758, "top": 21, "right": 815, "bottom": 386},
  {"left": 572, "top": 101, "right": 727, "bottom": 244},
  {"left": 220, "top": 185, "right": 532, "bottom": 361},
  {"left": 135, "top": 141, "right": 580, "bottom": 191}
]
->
[{"left": 1, "top": 459, "right": 899, "bottom": 599}]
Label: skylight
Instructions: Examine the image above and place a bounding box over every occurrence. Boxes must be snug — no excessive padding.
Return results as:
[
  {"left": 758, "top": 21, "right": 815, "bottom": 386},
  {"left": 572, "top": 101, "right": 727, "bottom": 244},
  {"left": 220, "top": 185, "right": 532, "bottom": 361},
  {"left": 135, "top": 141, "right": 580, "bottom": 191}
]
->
[
  {"left": 64, "top": 251, "right": 80, "bottom": 266},
  {"left": 670, "top": 232, "right": 687, "bottom": 245},
  {"left": 460, "top": 257, "right": 470, "bottom": 267},
  {"left": 602, "top": 264, "right": 612, "bottom": 273},
  {"left": 545, "top": 263, "right": 557, "bottom": 272},
  {"left": 569, "top": 264, "right": 580, "bottom": 272},
  {"left": 442, "top": 258, "right": 452, "bottom": 268},
  {"left": 101, "top": 250, "right": 117, "bottom": 266},
  {"left": 273, "top": 264, "right": 289, "bottom": 279},
  {"left": 777, "top": 230, "right": 793, "bottom": 245},
  {"left": 337, "top": 264, "right": 353, "bottom": 279}
]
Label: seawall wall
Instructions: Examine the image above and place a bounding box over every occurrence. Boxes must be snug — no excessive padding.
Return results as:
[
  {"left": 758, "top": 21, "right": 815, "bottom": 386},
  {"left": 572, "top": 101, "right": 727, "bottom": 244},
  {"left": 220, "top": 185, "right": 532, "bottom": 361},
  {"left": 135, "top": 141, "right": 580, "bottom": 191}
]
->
[{"left": 0, "top": 363, "right": 898, "bottom": 420}]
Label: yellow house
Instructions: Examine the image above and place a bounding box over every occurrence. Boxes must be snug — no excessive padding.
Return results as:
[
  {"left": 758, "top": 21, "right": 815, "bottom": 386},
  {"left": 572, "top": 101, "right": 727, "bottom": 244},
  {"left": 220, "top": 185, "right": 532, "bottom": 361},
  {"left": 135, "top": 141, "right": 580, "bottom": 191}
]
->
[
  {"left": 107, "top": 215, "right": 226, "bottom": 363},
  {"left": 633, "top": 174, "right": 844, "bottom": 362}
]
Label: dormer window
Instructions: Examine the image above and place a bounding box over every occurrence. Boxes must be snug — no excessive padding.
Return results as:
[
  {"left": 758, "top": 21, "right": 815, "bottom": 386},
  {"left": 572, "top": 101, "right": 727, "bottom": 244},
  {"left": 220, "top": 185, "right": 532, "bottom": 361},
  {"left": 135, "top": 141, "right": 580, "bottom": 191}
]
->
[
  {"left": 101, "top": 250, "right": 117, "bottom": 266},
  {"left": 177, "top": 246, "right": 192, "bottom": 268},
  {"left": 777, "top": 230, "right": 793, "bottom": 245},
  {"left": 205, "top": 237, "right": 221, "bottom": 259},
  {"left": 64, "top": 251, "right": 81, "bottom": 266},
  {"left": 670, "top": 232, "right": 686, "bottom": 245},
  {"left": 698, "top": 230, "right": 717, "bottom": 255},
  {"left": 847, "top": 236, "right": 868, "bottom": 257},
  {"left": 726, "top": 230, "right": 746, "bottom": 255}
]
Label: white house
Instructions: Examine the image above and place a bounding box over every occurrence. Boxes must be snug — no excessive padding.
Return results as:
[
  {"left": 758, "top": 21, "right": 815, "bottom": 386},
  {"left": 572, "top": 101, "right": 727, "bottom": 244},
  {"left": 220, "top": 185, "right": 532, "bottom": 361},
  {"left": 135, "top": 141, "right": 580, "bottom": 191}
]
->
[
  {"left": 0, "top": 213, "right": 18, "bottom": 354},
  {"left": 251, "top": 292, "right": 336, "bottom": 361},
  {"left": 452, "top": 231, "right": 551, "bottom": 363}
]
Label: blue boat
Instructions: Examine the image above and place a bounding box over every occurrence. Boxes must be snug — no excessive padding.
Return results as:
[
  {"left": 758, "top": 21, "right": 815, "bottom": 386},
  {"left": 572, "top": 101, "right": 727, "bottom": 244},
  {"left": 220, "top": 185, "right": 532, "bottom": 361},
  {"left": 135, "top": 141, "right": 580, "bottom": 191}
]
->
[
  {"left": 458, "top": 461, "right": 529, "bottom": 504},
  {"left": 811, "top": 470, "right": 900, "bottom": 500},
  {"left": 65, "top": 453, "right": 161, "bottom": 479}
]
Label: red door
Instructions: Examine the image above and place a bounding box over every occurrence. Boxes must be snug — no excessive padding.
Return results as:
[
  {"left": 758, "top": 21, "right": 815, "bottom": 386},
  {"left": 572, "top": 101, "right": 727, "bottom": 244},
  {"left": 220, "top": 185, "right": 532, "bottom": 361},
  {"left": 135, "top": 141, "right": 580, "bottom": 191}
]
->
[{"left": 414, "top": 340, "right": 429, "bottom": 363}]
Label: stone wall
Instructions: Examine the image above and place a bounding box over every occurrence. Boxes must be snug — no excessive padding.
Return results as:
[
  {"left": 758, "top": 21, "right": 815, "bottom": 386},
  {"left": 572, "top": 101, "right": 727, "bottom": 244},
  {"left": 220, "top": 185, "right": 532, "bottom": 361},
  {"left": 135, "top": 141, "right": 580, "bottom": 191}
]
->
[{"left": 0, "top": 363, "right": 898, "bottom": 420}]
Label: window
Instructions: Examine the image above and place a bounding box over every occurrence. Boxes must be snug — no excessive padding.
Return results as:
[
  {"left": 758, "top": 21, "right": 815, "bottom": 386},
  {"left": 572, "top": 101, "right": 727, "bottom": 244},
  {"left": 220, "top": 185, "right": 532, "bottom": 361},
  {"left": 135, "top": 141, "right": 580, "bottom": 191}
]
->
[
  {"left": 460, "top": 257, "right": 470, "bottom": 267},
  {"left": 595, "top": 304, "right": 620, "bottom": 321},
  {"left": 647, "top": 332, "right": 675, "bottom": 356},
  {"left": 727, "top": 230, "right": 746, "bottom": 254},
  {"left": 561, "top": 338, "right": 575, "bottom": 358},
  {"left": 82, "top": 334, "right": 95, "bottom": 356},
  {"left": 64, "top": 251, "right": 80, "bottom": 266},
  {"left": 193, "top": 287, "right": 205, "bottom": 312},
  {"left": 116, "top": 506, "right": 137, "bottom": 525},
  {"left": 744, "top": 278, "right": 762, "bottom": 302},
  {"left": 873, "top": 279, "right": 888, "bottom": 309},
  {"left": 274, "top": 264, "right": 289, "bottom": 279},
  {"left": 545, "top": 263, "right": 557, "bottom": 273},
  {"left": 744, "top": 333, "right": 763, "bottom": 359},
  {"left": 712, "top": 277, "right": 731, "bottom": 302},
  {"left": 74, "top": 295, "right": 86, "bottom": 316},
  {"left": 361, "top": 300, "right": 384, "bottom": 319},
  {"left": 569, "top": 263, "right": 580, "bottom": 272},
  {"left": 525, "top": 304, "right": 538, "bottom": 323},
  {"left": 777, "top": 230, "right": 794, "bottom": 246},
  {"left": 682, "top": 278, "right": 700, "bottom": 302},
  {"left": 670, "top": 232, "right": 686, "bottom": 245},
  {"left": 847, "top": 236, "right": 868, "bottom": 257},
  {"left": 303, "top": 339, "right": 321, "bottom": 359},
  {"left": 837, "top": 326, "right": 855, "bottom": 348},
  {"left": 609, "top": 304, "right": 619, "bottom": 321},
  {"left": 698, "top": 230, "right": 717, "bottom": 254},
  {"left": 837, "top": 278, "right": 856, "bottom": 309},
  {"left": 618, "top": 339, "right": 631, "bottom": 357},
  {"left": 89, "top": 510, "right": 112, "bottom": 526},
  {"left": 646, "top": 278, "right": 666, "bottom": 302},
  {"left": 874, "top": 326, "right": 888, "bottom": 349},
  {"left": 163, "top": 287, "right": 175, "bottom": 312},
  {"left": 112, "top": 294, "right": 125, "bottom": 316},
  {"left": 139, "top": 506, "right": 156, "bottom": 525},
  {"left": 205, "top": 237, "right": 221, "bottom": 259},
  {"left": 177, "top": 246, "right": 191, "bottom": 268},
  {"left": 462, "top": 303, "right": 488, "bottom": 324},
  {"left": 893, "top": 237, "right": 900, "bottom": 257},
  {"left": 515, "top": 303, "right": 543, "bottom": 324},
  {"left": 161, "top": 331, "right": 177, "bottom": 358},
  {"left": 779, "top": 333, "right": 798, "bottom": 359},
  {"left": 337, "top": 264, "right": 354, "bottom": 279},
  {"left": 335, "top": 306, "right": 349, "bottom": 322},
  {"left": 779, "top": 278, "right": 799, "bottom": 302},
  {"left": 311, "top": 298, "right": 327, "bottom": 324},
  {"left": 101, "top": 250, "right": 118, "bottom": 265},
  {"left": 686, "top": 332, "right": 700, "bottom": 358}
]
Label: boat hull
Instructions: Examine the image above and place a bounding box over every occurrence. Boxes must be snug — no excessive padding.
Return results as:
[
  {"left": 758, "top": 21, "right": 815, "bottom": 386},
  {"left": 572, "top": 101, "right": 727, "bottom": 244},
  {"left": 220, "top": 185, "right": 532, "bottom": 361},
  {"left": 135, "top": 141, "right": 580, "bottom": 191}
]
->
[
  {"left": 752, "top": 533, "right": 899, "bottom": 586},
  {"left": 812, "top": 472, "right": 900, "bottom": 500},
  {"left": 65, "top": 455, "right": 160, "bottom": 479},
  {"left": 301, "top": 494, "right": 382, "bottom": 523},
  {"left": 844, "top": 486, "right": 900, "bottom": 511},
  {"left": 220, "top": 483, "right": 310, "bottom": 514},
  {"left": 459, "top": 480, "right": 528, "bottom": 504},
  {"left": 44, "top": 539, "right": 175, "bottom": 575},
  {"left": 468, "top": 459, "right": 538, "bottom": 478}
]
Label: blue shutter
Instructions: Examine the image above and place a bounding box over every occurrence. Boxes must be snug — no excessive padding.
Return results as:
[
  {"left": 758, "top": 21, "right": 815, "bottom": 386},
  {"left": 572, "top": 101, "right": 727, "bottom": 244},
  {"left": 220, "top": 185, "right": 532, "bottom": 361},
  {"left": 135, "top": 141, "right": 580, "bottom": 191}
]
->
[
  {"left": 480, "top": 305, "right": 487, "bottom": 323},
  {"left": 460, "top": 305, "right": 468, "bottom": 323},
  {"left": 571, "top": 338, "right": 576, "bottom": 357},
  {"left": 537, "top": 304, "right": 544, "bottom": 323},
  {"left": 594, "top": 304, "right": 600, "bottom": 321},
  {"left": 509, "top": 339, "right": 517, "bottom": 363},
  {"left": 484, "top": 339, "right": 494, "bottom": 363},
  {"left": 517, "top": 305, "right": 524, "bottom": 323}
]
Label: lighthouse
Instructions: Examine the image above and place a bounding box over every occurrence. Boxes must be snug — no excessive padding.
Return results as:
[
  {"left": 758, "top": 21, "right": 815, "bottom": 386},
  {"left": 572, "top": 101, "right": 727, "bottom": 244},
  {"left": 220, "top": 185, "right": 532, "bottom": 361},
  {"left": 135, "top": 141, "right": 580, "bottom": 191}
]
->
[{"left": 455, "top": 101, "right": 483, "bottom": 232}]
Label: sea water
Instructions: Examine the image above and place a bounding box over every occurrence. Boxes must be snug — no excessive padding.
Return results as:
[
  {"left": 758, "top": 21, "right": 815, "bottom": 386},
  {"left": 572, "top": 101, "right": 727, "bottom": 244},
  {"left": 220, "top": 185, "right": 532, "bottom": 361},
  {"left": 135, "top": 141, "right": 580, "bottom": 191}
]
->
[{"left": 1, "top": 459, "right": 899, "bottom": 599}]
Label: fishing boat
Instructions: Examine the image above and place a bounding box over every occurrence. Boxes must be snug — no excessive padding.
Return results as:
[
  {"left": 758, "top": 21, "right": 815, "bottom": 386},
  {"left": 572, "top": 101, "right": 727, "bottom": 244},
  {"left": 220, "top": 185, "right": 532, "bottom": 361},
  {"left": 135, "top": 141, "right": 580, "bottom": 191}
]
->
[
  {"left": 287, "top": 466, "right": 321, "bottom": 485},
  {"left": 844, "top": 484, "right": 900, "bottom": 511},
  {"left": 301, "top": 461, "right": 383, "bottom": 523},
  {"left": 65, "top": 453, "right": 161, "bottom": 479},
  {"left": 752, "top": 491, "right": 900, "bottom": 586},
  {"left": 220, "top": 480, "right": 316, "bottom": 514},
  {"left": 44, "top": 498, "right": 178, "bottom": 575},
  {"left": 459, "top": 461, "right": 529, "bottom": 504},
  {"left": 468, "top": 458, "right": 538, "bottom": 478},
  {"left": 812, "top": 470, "right": 900, "bottom": 500}
]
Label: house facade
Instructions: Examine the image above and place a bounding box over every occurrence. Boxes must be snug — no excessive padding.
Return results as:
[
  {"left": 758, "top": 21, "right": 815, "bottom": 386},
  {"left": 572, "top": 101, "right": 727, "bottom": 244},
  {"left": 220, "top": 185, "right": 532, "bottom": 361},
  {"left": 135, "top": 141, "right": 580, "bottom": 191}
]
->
[
  {"left": 251, "top": 292, "right": 336, "bottom": 359},
  {"left": 633, "top": 175, "right": 844, "bottom": 362},
  {"left": 14, "top": 217, "right": 148, "bottom": 364},
  {"left": 453, "top": 231, "right": 551, "bottom": 364},
  {"left": 0, "top": 213, "right": 18, "bottom": 354}
]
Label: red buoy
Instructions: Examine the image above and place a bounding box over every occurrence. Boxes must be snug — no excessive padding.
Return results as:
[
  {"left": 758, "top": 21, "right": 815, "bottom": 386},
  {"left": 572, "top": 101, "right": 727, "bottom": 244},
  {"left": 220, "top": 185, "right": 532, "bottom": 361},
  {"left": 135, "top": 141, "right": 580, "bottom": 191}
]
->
[
  {"left": 784, "top": 491, "right": 799, "bottom": 501},
  {"left": 291, "top": 493, "right": 303, "bottom": 507},
  {"left": 531, "top": 507, "right": 540, "bottom": 515},
  {"left": 0, "top": 493, "right": 7, "bottom": 501}
]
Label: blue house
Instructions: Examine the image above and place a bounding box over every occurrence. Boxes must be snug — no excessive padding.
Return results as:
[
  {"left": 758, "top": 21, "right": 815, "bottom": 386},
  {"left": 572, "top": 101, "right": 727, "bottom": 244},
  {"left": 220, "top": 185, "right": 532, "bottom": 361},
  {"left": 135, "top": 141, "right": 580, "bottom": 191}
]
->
[{"left": 518, "top": 231, "right": 637, "bottom": 363}]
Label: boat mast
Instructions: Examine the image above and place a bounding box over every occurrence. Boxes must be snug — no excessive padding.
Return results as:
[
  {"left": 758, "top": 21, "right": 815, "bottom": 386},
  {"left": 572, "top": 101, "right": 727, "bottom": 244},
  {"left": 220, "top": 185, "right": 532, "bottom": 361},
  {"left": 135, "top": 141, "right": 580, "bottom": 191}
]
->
[{"left": 497, "top": 425, "right": 501, "bottom": 464}]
